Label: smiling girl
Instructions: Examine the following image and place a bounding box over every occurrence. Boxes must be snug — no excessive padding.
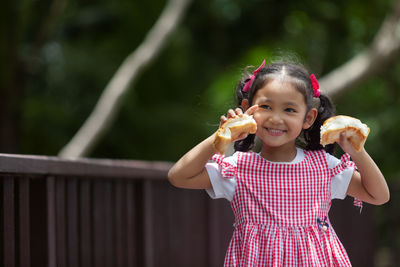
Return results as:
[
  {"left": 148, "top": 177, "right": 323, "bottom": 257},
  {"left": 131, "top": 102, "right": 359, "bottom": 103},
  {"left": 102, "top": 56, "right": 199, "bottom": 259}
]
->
[{"left": 168, "top": 60, "right": 389, "bottom": 266}]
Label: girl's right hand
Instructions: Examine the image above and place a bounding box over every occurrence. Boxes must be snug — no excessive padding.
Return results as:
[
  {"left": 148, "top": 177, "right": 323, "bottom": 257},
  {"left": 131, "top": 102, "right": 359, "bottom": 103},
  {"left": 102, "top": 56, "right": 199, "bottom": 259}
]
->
[
  {"left": 218, "top": 105, "right": 259, "bottom": 141},
  {"left": 219, "top": 105, "right": 259, "bottom": 127}
]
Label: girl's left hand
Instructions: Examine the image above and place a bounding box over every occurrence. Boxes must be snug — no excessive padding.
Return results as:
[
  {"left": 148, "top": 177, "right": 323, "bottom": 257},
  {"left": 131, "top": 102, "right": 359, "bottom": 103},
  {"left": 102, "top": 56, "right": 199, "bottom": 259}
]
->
[
  {"left": 337, "top": 131, "right": 361, "bottom": 155},
  {"left": 340, "top": 130, "right": 390, "bottom": 206}
]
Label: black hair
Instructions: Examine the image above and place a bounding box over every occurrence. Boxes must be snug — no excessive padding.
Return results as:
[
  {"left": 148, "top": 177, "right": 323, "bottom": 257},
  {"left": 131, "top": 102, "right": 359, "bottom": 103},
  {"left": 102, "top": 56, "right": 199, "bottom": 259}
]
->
[{"left": 234, "top": 61, "right": 336, "bottom": 154}]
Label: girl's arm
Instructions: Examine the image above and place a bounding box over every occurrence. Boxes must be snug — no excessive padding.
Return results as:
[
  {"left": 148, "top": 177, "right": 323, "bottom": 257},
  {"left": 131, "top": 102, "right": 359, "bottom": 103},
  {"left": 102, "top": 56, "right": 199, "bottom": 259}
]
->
[
  {"left": 168, "top": 105, "right": 258, "bottom": 190},
  {"left": 338, "top": 132, "right": 390, "bottom": 205},
  {"left": 168, "top": 133, "right": 216, "bottom": 189}
]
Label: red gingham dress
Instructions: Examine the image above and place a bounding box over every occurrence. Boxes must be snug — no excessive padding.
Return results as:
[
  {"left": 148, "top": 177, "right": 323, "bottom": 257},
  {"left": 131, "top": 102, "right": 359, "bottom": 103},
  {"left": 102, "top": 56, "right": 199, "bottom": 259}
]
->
[{"left": 212, "top": 150, "right": 354, "bottom": 267}]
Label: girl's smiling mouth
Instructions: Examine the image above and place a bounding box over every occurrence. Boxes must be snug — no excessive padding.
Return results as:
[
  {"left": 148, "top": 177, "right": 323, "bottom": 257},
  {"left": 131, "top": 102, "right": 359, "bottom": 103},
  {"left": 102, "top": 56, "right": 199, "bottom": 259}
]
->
[{"left": 266, "top": 128, "right": 286, "bottom": 136}]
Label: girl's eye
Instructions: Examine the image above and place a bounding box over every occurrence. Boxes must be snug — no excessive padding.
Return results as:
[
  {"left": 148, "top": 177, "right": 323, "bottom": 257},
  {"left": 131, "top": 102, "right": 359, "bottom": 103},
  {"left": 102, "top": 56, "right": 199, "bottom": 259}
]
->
[
  {"left": 260, "top": 105, "right": 271, "bottom": 110},
  {"left": 285, "top": 108, "right": 296, "bottom": 113}
]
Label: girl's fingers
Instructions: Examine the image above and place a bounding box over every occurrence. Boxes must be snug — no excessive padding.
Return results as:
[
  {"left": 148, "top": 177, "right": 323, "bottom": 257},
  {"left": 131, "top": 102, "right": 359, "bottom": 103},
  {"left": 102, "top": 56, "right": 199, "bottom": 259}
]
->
[
  {"left": 227, "top": 109, "right": 236, "bottom": 118},
  {"left": 219, "top": 105, "right": 258, "bottom": 131},
  {"left": 220, "top": 115, "right": 227, "bottom": 125},
  {"left": 337, "top": 131, "right": 347, "bottom": 147},
  {"left": 245, "top": 104, "right": 259, "bottom": 115},
  {"left": 227, "top": 108, "right": 243, "bottom": 118},
  {"left": 338, "top": 131, "right": 356, "bottom": 154},
  {"left": 235, "top": 108, "right": 243, "bottom": 115},
  {"left": 222, "top": 106, "right": 250, "bottom": 127}
]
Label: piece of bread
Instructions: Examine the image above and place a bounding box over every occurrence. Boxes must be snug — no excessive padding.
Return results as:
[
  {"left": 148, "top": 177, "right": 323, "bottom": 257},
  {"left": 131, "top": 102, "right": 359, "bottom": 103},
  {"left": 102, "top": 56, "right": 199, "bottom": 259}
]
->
[
  {"left": 320, "top": 115, "right": 370, "bottom": 152},
  {"left": 213, "top": 114, "right": 257, "bottom": 154}
]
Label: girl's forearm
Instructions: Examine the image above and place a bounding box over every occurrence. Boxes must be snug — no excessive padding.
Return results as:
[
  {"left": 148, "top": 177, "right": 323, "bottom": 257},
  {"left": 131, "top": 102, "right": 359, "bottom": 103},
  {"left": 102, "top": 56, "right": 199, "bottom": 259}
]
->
[
  {"left": 168, "top": 106, "right": 257, "bottom": 189},
  {"left": 350, "top": 149, "right": 390, "bottom": 205},
  {"left": 168, "top": 133, "right": 216, "bottom": 187}
]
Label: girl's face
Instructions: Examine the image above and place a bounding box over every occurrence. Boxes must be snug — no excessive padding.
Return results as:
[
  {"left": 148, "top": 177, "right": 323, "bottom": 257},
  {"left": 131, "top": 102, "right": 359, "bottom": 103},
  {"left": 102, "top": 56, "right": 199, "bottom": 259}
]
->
[{"left": 252, "top": 79, "right": 317, "bottom": 150}]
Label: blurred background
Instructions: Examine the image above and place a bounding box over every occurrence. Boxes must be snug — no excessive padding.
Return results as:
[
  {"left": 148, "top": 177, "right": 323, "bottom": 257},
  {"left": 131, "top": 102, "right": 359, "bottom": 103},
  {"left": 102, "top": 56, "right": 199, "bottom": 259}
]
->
[{"left": 1, "top": 0, "right": 399, "bottom": 266}]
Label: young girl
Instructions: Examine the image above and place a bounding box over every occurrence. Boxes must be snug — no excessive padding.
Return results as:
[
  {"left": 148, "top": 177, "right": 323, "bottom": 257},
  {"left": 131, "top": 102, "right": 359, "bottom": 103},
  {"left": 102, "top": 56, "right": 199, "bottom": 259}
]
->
[{"left": 168, "top": 60, "right": 389, "bottom": 266}]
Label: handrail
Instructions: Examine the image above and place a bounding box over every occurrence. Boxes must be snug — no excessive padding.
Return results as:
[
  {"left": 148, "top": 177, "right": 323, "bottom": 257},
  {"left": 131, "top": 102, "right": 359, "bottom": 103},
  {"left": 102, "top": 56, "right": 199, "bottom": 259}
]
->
[{"left": 0, "top": 153, "right": 173, "bottom": 179}]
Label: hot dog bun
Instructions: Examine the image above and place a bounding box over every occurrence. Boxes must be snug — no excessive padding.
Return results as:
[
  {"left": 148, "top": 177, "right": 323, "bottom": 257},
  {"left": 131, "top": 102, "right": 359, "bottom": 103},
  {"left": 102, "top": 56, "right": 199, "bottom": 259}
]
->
[
  {"left": 320, "top": 115, "right": 370, "bottom": 152},
  {"left": 213, "top": 114, "right": 257, "bottom": 154}
]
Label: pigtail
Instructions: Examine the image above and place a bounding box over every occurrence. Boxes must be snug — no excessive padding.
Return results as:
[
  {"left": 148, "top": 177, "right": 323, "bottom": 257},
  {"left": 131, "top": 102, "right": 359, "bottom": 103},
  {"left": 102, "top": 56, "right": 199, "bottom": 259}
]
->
[
  {"left": 235, "top": 79, "right": 248, "bottom": 107},
  {"left": 234, "top": 134, "right": 256, "bottom": 152},
  {"left": 232, "top": 67, "right": 258, "bottom": 152},
  {"left": 235, "top": 65, "right": 255, "bottom": 106},
  {"left": 303, "top": 94, "right": 336, "bottom": 154},
  {"left": 233, "top": 79, "right": 256, "bottom": 152}
]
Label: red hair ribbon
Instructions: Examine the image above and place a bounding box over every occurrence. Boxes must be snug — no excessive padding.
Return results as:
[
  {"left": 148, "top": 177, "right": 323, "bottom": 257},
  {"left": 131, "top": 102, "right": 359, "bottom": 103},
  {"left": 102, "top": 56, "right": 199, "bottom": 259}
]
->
[
  {"left": 310, "top": 74, "right": 321, "bottom": 98},
  {"left": 242, "top": 59, "right": 266, "bottom": 93}
]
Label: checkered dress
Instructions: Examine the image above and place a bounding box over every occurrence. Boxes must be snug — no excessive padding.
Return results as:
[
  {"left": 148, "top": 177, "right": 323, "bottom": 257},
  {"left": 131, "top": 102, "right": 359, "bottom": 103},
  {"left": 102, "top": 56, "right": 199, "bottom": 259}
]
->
[{"left": 212, "top": 150, "right": 354, "bottom": 267}]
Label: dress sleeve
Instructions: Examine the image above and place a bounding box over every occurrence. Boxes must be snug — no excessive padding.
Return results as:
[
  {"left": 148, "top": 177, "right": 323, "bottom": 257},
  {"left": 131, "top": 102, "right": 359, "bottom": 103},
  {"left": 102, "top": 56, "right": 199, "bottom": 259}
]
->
[
  {"left": 327, "top": 153, "right": 354, "bottom": 200},
  {"left": 328, "top": 153, "right": 363, "bottom": 209},
  {"left": 210, "top": 153, "right": 238, "bottom": 179},
  {"left": 204, "top": 153, "right": 238, "bottom": 201}
]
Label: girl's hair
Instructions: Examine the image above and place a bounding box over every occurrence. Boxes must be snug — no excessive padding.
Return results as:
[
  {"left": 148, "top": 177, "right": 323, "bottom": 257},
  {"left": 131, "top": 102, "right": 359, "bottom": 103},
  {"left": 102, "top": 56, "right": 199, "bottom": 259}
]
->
[{"left": 234, "top": 61, "right": 336, "bottom": 154}]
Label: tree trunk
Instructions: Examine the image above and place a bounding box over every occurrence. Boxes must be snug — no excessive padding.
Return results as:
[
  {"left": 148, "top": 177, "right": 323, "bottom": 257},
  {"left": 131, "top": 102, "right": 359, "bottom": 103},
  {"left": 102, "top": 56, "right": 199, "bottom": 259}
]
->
[
  {"left": 58, "top": 0, "right": 193, "bottom": 158},
  {"left": 322, "top": 0, "right": 400, "bottom": 97}
]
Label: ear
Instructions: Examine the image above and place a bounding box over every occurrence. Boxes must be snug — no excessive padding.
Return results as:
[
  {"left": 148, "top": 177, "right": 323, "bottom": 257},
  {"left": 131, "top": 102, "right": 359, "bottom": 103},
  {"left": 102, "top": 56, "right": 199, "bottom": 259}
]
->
[
  {"left": 241, "top": 99, "right": 249, "bottom": 111},
  {"left": 303, "top": 108, "right": 318, "bottom": 129}
]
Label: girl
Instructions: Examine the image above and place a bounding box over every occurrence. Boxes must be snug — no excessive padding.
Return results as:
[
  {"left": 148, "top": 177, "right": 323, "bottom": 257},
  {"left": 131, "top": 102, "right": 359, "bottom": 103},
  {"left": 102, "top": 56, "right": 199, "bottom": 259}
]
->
[{"left": 168, "top": 60, "right": 389, "bottom": 266}]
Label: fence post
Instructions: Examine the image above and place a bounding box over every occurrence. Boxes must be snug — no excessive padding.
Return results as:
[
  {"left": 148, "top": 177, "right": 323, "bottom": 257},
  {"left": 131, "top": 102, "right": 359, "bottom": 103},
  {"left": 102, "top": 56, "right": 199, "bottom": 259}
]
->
[
  {"left": 47, "top": 176, "right": 57, "bottom": 267},
  {"left": 3, "top": 177, "right": 15, "bottom": 267},
  {"left": 19, "top": 177, "right": 31, "bottom": 267}
]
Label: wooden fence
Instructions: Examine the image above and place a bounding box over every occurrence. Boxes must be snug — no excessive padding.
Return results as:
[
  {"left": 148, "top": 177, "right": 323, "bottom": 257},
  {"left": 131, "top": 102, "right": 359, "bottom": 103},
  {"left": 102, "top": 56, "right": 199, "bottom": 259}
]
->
[{"left": 0, "top": 153, "right": 376, "bottom": 267}]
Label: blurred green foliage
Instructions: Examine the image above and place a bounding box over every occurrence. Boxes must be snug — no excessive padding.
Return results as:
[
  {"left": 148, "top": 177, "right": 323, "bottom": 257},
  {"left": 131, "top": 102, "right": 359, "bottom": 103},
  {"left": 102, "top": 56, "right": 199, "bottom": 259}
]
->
[
  {"left": 15, "top": 0, "right": 395, "bottom": 160},
  {"left": 2, "top": 0, "right": 400, "bottom": 264}
]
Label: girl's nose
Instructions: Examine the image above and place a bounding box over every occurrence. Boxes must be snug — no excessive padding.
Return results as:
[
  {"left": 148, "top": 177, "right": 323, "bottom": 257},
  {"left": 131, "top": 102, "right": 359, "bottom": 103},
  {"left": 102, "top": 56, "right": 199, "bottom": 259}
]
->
[{"left": 269, "top": 113, "right": 283, "bottom": 124}]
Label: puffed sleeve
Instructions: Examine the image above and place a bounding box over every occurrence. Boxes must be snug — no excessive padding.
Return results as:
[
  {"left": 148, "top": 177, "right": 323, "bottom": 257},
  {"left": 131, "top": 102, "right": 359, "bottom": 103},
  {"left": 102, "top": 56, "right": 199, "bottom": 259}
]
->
[
  {"left": 204, "top": 153, "right": 239, "bottom": 201},
  {"left": 210, "top": 153, "right": 238, "bottom": 180},
  {"left": 328, "top": 153, "right": 363, "bottom": 209}
]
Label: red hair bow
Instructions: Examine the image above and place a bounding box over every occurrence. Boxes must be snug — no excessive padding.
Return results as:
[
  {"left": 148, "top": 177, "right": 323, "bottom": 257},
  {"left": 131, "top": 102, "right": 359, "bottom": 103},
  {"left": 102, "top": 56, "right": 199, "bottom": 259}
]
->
[
  {"left": 310, "top": 74, "right": 321, "bottom": 98},
  {"left": 242, "top": 60, "right": 266, "bottom": 93}
]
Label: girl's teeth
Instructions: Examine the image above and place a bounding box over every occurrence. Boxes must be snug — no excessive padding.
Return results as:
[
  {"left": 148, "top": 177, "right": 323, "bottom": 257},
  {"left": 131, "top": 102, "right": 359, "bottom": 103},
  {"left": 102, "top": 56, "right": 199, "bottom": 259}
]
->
[
  {"left": 269, "top": 129, "right": 283, "bottom": 133},
  {"left": 267, "top": 128, "right": 285, "bottom": 136}
]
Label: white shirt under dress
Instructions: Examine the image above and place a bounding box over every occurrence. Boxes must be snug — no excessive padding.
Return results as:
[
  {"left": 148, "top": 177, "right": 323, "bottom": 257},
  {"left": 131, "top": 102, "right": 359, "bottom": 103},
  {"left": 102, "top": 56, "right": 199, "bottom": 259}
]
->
[{"left": 206, "top": 147, "right": 354, "bottom": 202}]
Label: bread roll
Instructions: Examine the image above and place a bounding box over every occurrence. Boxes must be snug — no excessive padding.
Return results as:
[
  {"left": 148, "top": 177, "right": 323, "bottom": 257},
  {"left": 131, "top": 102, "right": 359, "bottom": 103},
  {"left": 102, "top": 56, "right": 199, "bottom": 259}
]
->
[
  {"left": 320, "top": 115, "right": 370, "bottom": 152},
  {"left": 213, "top": 114, "right": 257, "bottom": 154}
]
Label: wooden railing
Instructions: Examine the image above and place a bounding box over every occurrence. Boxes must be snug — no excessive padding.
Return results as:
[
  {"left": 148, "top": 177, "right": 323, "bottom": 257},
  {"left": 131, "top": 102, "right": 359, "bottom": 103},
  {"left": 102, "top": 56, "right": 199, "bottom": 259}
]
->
[{"left": 0, "top": 153, "right": 375, "bottom": 267}]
